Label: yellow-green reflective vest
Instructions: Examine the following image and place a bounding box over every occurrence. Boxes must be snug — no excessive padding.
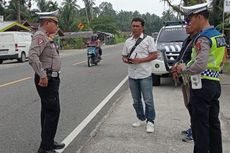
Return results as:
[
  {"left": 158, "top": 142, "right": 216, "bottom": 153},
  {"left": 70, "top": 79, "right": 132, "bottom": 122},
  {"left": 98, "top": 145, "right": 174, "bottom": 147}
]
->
[{"left": 188, "top": 28, "right": 225, "bottom": 81}]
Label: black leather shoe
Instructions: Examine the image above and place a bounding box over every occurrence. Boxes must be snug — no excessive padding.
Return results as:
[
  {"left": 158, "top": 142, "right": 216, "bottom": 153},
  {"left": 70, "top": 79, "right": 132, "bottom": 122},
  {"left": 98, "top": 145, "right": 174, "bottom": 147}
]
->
[
  {"left": 53, "top": 141, "right": 65, "bottom": 150},
  {"left": 37, "top": 148, "right": 57, "bottom": 153}
]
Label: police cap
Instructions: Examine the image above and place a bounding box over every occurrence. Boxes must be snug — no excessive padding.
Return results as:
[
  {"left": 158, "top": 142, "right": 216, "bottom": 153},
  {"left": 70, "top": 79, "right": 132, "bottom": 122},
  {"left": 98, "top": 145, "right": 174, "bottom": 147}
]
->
[
  {"left": 35, "top": 10, "right": 59, "bottom": 23},
  {"left": 181, "top": 3, "right": 209, "bottom": 18}
]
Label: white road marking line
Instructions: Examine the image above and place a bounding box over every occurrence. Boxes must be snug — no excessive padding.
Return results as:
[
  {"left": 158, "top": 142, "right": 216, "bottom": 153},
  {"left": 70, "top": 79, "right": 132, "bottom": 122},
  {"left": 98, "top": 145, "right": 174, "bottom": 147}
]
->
[
  {"left": 56, "top": 75, "right": 128, "bottom": 153},
  {"left": 72, "top": 61, "right": 86, "bottom": 66},
  {"left": 0, "top": 77, "right": 32, "bottom": 88}
]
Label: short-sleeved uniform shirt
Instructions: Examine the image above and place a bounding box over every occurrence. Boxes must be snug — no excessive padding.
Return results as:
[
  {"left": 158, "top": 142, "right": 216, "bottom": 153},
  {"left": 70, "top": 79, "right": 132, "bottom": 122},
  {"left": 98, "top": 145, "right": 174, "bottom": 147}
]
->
[{"left": 28, "top": 27, "right": 61, "bottom": 78}]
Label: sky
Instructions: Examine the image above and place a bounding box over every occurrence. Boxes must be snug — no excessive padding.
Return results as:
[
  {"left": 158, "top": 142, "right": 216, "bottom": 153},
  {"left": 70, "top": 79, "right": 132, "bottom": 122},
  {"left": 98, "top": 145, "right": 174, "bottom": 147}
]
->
[{"left": 52, "top": 0, "right": 182, "bottom": 17}]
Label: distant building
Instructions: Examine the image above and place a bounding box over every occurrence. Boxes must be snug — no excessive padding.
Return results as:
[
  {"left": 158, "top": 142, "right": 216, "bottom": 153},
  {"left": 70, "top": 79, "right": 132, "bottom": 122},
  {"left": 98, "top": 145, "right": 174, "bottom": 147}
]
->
[{"left": 0, "top": 21, "right": 31, "bottom": 32}]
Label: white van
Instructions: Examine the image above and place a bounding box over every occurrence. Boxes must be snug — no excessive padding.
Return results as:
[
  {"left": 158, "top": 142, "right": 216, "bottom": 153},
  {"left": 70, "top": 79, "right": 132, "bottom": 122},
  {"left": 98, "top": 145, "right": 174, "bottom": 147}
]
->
[{"left": 0, "top": 32, "right": 32, "bottom": 64}]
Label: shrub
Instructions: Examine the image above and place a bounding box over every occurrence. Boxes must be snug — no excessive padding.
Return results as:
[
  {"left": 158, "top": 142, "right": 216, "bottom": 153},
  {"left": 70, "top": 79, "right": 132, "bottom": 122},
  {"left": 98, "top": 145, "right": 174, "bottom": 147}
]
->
[{"left": 61, "top": 38, "right": 85, "bottom": 49}]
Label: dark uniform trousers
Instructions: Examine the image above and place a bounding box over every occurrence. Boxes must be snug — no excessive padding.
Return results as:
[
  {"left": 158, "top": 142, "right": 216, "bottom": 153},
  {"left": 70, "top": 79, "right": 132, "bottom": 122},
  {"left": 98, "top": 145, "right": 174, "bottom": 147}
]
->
[
  {"left": 190, "top": 79, "right": 222, "bottom": 153},
  {"left": 35, "top": 74, "right": 60, "bottom": 150}
]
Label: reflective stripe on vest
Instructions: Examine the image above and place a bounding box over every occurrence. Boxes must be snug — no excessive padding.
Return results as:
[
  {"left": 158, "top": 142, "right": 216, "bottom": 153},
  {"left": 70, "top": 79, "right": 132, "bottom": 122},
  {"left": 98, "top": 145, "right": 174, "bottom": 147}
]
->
[{"left": 201, "top": 69, "right": 220, "bottom": 81}]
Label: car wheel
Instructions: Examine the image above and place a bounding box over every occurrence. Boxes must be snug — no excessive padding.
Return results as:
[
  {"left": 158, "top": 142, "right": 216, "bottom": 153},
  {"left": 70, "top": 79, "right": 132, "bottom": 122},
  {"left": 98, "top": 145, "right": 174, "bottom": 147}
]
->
[
  {"left": 152, "top": 74, "right": 160, "bottom": 86},
  {"left": 18, "top": 52, "right": 26, "bottom": 63}
]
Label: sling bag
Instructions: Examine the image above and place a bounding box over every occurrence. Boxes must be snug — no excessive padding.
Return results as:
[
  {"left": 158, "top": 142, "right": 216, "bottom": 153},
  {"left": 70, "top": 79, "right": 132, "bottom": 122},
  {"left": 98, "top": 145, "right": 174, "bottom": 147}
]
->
[{"left": 127, "top": 34, "right": 147, "bottom": 59}]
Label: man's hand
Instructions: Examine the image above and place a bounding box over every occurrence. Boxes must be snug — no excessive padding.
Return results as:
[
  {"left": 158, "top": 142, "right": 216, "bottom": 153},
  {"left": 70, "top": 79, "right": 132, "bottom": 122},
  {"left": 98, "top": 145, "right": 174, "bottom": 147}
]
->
[
  {"left": 122, "top": 56, "right": 129, "bottom": 64},
  {"left": 171, "top": 64, "right": 179, "bottom": 81},
  {"left": 129, "top": 58, "right": 142, "bottom": 64},
  {"left": 38, "top": 77, "right": 48, "bottom": 87},
  {"left": 176, "top": 63, "right": 186, "bottom": 74},
  {"left": 171, "top": 64, "right": 177, "bottom": 73}
]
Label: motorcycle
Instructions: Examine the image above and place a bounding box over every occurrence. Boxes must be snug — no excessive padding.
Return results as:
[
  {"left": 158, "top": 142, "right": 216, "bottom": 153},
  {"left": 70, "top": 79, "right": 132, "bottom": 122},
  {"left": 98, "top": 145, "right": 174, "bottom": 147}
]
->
[{"left": 87, "top": 46, "right": 101, "bottom": 67}]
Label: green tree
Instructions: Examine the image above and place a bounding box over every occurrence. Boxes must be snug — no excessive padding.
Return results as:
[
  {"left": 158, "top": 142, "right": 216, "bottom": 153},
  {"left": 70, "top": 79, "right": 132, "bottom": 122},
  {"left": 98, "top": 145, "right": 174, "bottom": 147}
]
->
[
  {"left": 90, "top": 16, "right": 118, "bottom": 34},
  {"left": 142, "top": 13, "right": 163, "bottom": 35},
  {"left": 209, "top": 0, "right": 224, "bottom": 28},
  {"left": 132, "top": 10, "right": 141, "bottom": 18},
  {"left": 0, "top": 1, "right": 6, "bottom": 17},
  {"left": 59, "top": 0, "right": 80, "bottom": 32},
  {"left": 35, "top": 0, "right": 59, "bottom": 12},
  {"left": 116, "top": 10, "right": 163, "bottom": 35},
  {"left": 83, "top": 0, "right": 96, "bottom": 24},
  {"left": 92, "top": 6, "right": 100, "bottom": 18},
  {"left": 161, "top": 10, "right": 178, "bottom": 22},
  {"left": 161, "top": 0, "right": 226, "bottom": 31},
  {"left": 117, "top": 10, "right": 133, "bottom": 32},
  {"left": 5, "top": 0, "right": 30, "bottom": 21},
  {"left": 98, "top": 2, "right": 116, "bottom": 17},
  {"left": 47, "top": 1, "right": 59, "bottom": 11}
]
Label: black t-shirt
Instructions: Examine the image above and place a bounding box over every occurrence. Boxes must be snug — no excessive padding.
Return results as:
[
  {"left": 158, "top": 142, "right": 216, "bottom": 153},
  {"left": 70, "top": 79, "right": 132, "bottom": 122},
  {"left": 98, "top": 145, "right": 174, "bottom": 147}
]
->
[{"left": 176, "top": 34, "right": 198, "bottom": 64}]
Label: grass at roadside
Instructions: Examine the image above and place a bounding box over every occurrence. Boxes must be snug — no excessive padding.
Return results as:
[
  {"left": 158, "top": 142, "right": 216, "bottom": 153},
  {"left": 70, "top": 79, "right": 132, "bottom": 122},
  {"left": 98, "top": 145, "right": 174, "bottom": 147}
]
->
[
  {"left": 113, "top": 34, "right": 127, "bottom": 44},
  {"left": 223, "top": 62, "right": 230, "bottom": 75}
]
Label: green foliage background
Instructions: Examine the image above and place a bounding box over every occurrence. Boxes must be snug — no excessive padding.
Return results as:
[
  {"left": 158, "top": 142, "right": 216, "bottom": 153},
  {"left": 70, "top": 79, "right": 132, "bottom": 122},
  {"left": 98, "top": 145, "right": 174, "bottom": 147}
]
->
[{"left": 0, "top": 0, "right": 227, "bottom": 48}]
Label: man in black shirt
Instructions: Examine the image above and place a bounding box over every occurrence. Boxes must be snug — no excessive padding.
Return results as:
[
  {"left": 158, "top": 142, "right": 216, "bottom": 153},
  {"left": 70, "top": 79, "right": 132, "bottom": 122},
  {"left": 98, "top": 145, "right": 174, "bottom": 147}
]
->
[{"left": 172, "top": 22, "right": 198, "bottom": 142}]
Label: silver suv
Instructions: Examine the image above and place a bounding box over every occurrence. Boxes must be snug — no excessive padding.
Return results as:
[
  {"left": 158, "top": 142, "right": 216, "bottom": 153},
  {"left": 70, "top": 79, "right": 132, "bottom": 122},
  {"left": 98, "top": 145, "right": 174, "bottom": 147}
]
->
[{"left": 152, "top": 21, "right": 188, "bottom": 86}]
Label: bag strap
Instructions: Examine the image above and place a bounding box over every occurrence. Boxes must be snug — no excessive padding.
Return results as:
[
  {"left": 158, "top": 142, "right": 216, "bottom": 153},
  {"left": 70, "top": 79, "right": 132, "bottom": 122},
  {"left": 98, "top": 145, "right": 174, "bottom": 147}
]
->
[
  {"left": 128, "top": 34, "right": 147, "bottom": 57},
  {"left": 177, "top": 40, "right": 193, "bottom": 64}
]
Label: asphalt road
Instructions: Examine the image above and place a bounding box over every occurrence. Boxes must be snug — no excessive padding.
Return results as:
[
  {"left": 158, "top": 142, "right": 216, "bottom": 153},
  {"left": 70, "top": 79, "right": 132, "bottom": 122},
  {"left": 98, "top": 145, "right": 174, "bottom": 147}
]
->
[{"left": 0, "top": 44, "right": 128, "bottom": 153}]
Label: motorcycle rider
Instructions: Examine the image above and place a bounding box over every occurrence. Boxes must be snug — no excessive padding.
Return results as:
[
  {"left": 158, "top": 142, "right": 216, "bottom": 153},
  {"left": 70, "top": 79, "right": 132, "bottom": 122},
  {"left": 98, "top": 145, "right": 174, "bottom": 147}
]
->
[{"left": 87, "top": 34, "right": 102, "bottom": 59}]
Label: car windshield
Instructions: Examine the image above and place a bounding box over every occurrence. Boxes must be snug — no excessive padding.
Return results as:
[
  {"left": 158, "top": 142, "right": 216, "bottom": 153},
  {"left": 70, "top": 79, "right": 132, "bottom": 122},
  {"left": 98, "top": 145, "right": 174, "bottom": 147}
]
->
[{"left": 157, "top": 27, "right": 188, "bottom": 43}]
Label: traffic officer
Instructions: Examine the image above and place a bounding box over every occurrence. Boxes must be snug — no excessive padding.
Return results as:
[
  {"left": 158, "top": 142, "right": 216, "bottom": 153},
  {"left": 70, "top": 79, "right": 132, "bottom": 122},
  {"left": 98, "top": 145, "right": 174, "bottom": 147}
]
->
[
  {"left": 176, "top": 3, "right": 225, "bottom": 153},
  {"left": 28, "top": 10, "right": 65, "bottom": 153}
]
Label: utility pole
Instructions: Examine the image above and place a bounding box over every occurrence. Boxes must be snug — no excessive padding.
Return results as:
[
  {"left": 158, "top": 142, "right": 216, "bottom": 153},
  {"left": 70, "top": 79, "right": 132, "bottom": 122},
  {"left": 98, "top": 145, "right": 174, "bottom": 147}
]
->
[{"left": 17, "top": 0, "right": 21, "bottom": 23}]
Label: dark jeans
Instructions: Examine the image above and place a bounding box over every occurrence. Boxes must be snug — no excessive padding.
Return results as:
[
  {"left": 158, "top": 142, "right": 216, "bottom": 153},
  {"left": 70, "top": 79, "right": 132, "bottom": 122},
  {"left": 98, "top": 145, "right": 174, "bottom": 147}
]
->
[
  {"left": 35, "top": 75, "right": 60, "bottom": 150},
  {"left": 190, "top": 79, "right": 222, "bottom": 153},
  {"left": 129, "top": 76, "right": 156, "bottom": 122}
]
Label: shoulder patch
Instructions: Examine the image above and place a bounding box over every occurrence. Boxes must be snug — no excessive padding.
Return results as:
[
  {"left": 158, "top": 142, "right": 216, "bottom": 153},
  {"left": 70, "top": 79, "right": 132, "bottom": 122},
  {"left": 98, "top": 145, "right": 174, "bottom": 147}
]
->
[
  {"left": 195, "top": 40, "right": 202, "bottom": 52},
  {"left": 37, "top": 37, "right": 45, "bottom": 45}
]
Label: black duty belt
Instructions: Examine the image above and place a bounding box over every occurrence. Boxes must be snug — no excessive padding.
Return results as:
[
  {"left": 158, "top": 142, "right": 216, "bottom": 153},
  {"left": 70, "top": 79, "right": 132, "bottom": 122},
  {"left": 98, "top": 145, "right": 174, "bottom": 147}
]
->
[{"left": 35, "top": 71, "right": 60, "bottom": 78}]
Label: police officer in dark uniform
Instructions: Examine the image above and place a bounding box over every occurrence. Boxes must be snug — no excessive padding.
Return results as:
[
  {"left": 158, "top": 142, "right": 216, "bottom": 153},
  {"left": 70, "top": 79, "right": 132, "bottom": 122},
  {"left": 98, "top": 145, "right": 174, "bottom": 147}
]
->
[
  {"left": 176, "top": 3, "right": 225, "bottom": 153},
  {"left": 28, "top": 10, "right": 65, "bottom": 153}
]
